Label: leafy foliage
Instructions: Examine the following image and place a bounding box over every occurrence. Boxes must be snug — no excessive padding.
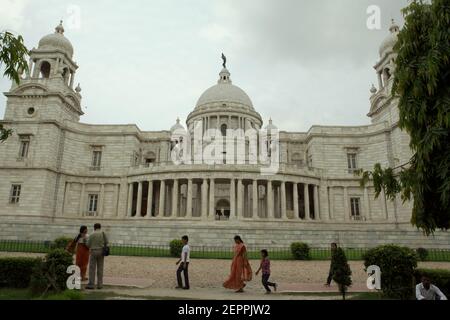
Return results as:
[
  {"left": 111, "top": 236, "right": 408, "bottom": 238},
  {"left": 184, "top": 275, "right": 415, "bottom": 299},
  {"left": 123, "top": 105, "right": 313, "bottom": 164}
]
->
[
  {"left": 290, "top": 242, "right": 311, "bottom": 260},
  {"left": 359, "top": 0, "right": 450, "bottom": 234},
  {"left": 0, "top": 31, "right": 29, "bottom": 84},
  {"left": 52, "top": 236, "right": 73, "bottom": 250},
  {"left": 416, "top": 248, "right": 429, "bottom": 261},
  {"left": 169, "top": 239, "right": 184, "bottom": 257},
  {"left": 330, "top": 248, "right": 352, "bottom": 300},
  {"left": 0, "top": 257, "right": 42, "bottom": 288},
  {"left": 363, "top": 245, "right": 418, "bottom": 300},
  {"left": 30, "top": 249, "right": 73, "bottom": 296}
]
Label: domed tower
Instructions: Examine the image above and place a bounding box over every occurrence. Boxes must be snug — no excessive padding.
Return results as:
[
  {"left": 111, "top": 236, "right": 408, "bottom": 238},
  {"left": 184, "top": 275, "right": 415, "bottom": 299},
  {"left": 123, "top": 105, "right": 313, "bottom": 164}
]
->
[
  {"left": 186, "top": 58, "right": 263, "bottom": 135},
  {"left": 368, "top": 19, "right": 400, "bottom": 125},
  {"left": 4, "top": 21, "right": 83, "bottom": 123}
]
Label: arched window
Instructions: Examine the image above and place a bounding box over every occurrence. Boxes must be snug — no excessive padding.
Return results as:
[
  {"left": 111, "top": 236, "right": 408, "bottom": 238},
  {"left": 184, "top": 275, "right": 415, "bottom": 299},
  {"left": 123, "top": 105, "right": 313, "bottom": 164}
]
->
[
  {"left": 40, "top": 61, "right": 51, "bottom": 78},
  {"left": 220, "top": 124, "right": 227, "bottom": 136}
]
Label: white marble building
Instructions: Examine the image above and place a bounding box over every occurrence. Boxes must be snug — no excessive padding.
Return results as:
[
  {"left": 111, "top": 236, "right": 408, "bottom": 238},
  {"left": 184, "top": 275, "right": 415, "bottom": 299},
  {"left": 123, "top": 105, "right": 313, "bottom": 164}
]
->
[{"left": 0, "top": 21, "right": 448, "bottom": 247}]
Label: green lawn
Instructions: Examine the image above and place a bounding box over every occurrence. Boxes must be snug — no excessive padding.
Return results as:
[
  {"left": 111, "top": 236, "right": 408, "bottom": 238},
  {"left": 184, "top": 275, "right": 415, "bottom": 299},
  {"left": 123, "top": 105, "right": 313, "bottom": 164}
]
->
[
  {"left": 1, "top": 241, "right": 450, "bottom": 262},
  {"left": 0, "top": 288, "right": 84, "bottom": 300}
]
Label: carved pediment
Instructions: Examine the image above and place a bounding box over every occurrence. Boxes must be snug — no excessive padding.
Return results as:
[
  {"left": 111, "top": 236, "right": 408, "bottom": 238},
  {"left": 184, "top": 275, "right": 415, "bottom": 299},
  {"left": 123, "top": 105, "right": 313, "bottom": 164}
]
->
[{"left": 11, "top": 83, "right": 48, "bottom": 96}]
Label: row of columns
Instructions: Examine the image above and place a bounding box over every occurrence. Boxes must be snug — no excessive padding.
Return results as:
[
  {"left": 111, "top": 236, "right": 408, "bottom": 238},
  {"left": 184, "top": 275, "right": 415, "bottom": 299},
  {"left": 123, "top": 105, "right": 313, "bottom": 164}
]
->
[
  {"left": 126, "top": 178, "right": 321, "bottom": 221},
  {"left": 199, "top": 115, "right": 256, "bottom": 133}
]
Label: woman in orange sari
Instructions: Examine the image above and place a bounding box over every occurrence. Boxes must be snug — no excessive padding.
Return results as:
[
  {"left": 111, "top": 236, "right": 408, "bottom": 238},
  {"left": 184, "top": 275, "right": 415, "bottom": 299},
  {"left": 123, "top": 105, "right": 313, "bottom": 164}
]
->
[
  {"left": 75, "top": 226, "right": 90, "bottom": 281},
  {"left": 223, "top": 235, "right": 252, "bottom": 292}
]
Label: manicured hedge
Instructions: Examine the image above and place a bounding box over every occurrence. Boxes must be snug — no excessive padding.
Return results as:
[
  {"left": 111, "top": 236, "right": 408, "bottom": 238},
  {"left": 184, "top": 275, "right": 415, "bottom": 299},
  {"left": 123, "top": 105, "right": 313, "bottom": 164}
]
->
[
  {"left": 0, "top": 257, "right": 42, "bottom": 288},
  {"left": 290, "top": 242, "right": 311, "bottom": 260},
  {"left": 414, "top": 268, "right": 450, "bottom": 298},
  {"left": 169, "top": 239, "right": 183, "bottom": 257}
]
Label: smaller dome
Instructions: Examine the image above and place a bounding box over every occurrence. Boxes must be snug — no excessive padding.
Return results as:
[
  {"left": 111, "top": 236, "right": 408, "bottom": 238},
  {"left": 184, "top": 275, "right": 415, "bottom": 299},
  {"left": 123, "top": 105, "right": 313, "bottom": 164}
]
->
[
  {"left": 38, "top": 21, "right": 74, "bottom": 58},
  {"left": 170, "top": 118, "right": 185, "bottom": 132},
  {"left": 265, "top": 118, "right": 277, "bottom": 131},
  {"left": 379, "top": 19, "right": 400, "bottom": 58}
]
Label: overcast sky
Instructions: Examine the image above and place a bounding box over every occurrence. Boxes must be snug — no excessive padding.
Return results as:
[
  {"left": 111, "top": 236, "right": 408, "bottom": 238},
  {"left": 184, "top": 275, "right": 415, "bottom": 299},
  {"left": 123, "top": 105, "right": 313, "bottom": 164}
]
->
[{"left": 0, "top": 0, "right": 409, "bottom": 132}]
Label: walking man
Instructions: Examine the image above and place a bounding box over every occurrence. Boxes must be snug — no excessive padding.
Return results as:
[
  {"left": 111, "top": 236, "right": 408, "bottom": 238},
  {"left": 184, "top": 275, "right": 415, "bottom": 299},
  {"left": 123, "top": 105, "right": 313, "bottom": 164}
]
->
[
  {"left": 324, "top": 242, "right": 338, "bottom": 286},
  {"left": 86, "top": 223, "right": 109, "bottom": 290},
  {"left": 175, "top": 235, "right": 190, "bottom": 290}
]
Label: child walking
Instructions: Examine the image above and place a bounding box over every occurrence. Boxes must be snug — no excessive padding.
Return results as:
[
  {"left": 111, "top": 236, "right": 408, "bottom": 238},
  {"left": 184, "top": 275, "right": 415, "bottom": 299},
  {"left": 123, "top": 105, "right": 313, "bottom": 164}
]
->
[{"left": 255, "top": 249, "right": 277, "bottom": 294}]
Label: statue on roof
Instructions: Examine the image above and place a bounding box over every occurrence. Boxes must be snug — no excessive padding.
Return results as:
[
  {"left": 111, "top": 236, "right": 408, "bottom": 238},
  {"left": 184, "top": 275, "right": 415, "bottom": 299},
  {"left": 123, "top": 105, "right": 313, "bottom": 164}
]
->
[{"left": 221, "top": 53, "right": 227, "bottom": 69}]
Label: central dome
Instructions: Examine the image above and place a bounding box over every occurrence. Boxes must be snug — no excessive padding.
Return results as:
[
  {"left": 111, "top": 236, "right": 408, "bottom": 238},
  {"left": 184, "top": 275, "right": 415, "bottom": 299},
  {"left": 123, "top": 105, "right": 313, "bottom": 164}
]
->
[{"left": 195, "top": 68, "right": 254, "bottom": 110}]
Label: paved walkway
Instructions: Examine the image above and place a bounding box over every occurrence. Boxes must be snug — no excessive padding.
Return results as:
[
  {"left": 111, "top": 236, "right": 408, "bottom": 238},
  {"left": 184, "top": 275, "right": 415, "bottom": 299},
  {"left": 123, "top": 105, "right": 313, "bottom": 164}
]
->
[{"left": 93, "top": 276, "right": 370, "bottom": 300}]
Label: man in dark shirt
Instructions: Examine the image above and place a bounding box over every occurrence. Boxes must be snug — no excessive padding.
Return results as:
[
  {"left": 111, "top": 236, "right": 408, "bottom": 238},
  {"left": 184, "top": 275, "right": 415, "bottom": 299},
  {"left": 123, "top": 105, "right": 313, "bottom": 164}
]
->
[{"left": 324, "top": 242, "right": 338, "bottom": 286}]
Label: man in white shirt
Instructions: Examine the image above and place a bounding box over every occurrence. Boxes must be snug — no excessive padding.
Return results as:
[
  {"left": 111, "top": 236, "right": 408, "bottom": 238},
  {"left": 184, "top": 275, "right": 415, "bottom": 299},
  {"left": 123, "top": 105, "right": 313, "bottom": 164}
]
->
[
  {"left": 175, "top": 235, "right": 190, "bottom": 290},
  {"left": 416, "top": 276, "right": 447, "bottom": 300}
]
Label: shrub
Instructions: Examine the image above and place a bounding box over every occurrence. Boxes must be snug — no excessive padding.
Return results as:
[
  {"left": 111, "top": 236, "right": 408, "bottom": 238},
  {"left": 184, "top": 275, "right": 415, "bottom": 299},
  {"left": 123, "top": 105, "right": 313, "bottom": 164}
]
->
[
  {"left": 0, "top": 257, "right": 42, "bottom": 288},
  {"left": 170, "top": 239, "right": 183, "bottom": 257},
  {"left": 414, "top": 268, "right": 450, "bottom": 298},
  {"left": 290, "top": 242, "right": 310, "bottom": 260},
  {"left": 416, "top": 248, "right": 429, "bottom": 261},
  {"left": 52, "top": 236, "right": 73, "bottom": 250},
  {"left": 30, "top": 249, "right": 74, "bottom": 296},
  {"left": 331, "top": 247, "right": 352, "bottom": 300},
  {"left": 363, "top": 244, "right": 417, "bottom": 300}
]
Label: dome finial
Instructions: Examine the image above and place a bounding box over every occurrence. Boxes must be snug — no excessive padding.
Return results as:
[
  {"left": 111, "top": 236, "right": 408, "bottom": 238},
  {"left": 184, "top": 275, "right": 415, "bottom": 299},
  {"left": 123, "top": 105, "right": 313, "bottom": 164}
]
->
[
  {"left": 55, "top": 20, "right": 65, "bottom": 34},
  {"left": 370, "top": 84, "right": 377, "bottom": 94}
]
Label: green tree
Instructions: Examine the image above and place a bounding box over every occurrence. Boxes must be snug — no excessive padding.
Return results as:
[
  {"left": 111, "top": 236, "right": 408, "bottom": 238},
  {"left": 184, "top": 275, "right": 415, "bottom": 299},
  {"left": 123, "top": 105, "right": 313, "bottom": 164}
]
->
[
  {"left": 331, "top": 248, "right": 352, "bottom": 300},
  {"left": 0, "top": 30, "right": 29, "bottom": 142},
  {"left": 359, "top": 0, "right": 450, "bottom": 235}
]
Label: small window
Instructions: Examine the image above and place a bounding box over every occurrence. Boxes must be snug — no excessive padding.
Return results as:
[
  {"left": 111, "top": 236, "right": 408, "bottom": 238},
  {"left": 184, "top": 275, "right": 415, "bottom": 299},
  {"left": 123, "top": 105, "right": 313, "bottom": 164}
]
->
[
  {"left": 350, "top": 198, "right": 361, "bottom": 219},
  {"left": 347, "top": 153, "right": 357, "bottom": 173},
  {"left": 91, "top": 150, "right": 102, "bottom": 170},
  {"left": 9, "top": 184, "right": 21, "bottom": 204},
  {"left": 87, "top": 194, "right": 99, "bottom": 215},
  {"left": 18, "top": 136, "right": 30, "bottom": 159}
]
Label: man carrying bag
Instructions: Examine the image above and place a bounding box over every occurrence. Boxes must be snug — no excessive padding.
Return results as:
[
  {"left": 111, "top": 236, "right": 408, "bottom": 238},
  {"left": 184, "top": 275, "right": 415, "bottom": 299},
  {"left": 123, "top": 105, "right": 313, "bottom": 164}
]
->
[{"left": 86, "top": 223, "right": 109, "bottom": 289}]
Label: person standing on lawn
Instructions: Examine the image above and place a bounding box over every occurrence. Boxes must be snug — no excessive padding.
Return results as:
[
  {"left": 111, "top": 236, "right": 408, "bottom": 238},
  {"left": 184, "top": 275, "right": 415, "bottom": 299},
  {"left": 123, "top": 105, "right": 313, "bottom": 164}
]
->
[
  {"left": 175, "top": 235, "right": 190, "bottom": 290},
  {"left": 75, "top": 225, "right": 89, "bottom": 281},
  {"left": 86, "top": 223, "right": 108, "bottom": 290},
  {"left": 255, "top": 249, "right": 278, "bottom": 294}
]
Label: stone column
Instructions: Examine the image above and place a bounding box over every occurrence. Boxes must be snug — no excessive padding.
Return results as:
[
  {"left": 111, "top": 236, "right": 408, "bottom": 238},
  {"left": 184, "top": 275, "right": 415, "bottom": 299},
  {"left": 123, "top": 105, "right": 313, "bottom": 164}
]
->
[
  {"left": 172, "top": 179, "right": 179, "bottom": 217},
  {"left": 229, "top": 179, "right": 236, "bottom": 220},
  {"left": 280, "top": 181, "right": 287, "bottom": 220},
  {"left": 63, "top": 182, "right": 71, "bottom": 216},
  {"left": 343, "top": 186, "right": 349, "bottom": 221},
  {"left": 136, "top": 181, "right": 143, "bottom": 218},
  {"left": 201, "top": 179, "right": 208, "bottom": 220},
  {"left": 69, "top": 71, "right": 75, "bottom": 88},
  {"left": 314, "top": 185, "right": 320, "bottom": 220},
  {"left": 159, "top": 180, "right": 166, "bottom": 217},
  {"left": 186, "top": 179, "right": 193, "bottom": 218},
  {"left": 380, "top": 188, "right": 388, "bottom": 220},
  {"left": 293, "top": 183, "right": 299, "bottom": 220},
  {"left": 147, "top": 181, "right": 153, "bottom": 218},
  {"left": 304, "top": 184, "right": 310, "bottom": 220},
  {"left": 209, "top": 178, "right": 215, "bottom": 220},
  {"left": 364, "top": 187, "right": 370, "bottom": 221},
  {"left": 252, "top": 180, "right": 258, "bottom": 219},
  {"left": 114, "top": 184, "right": 120, "bottom": 217},
  {"left": 329, "top": 186, "right": 334, "bottom": 220},
  {"left": 79, "top": 183, "right": 86, "bottom": 217},
  {"left": 267, "top": 181, "right": 274, "bottom": 219},
  {"left": 99, "top": 184, "right": 105, "bottom": 218},
  {"left": 237, "top": 179, "right": 243, "bottom": 219},
  {"left": 127, "top": 183, "right": 133, "bottom": 217},
  {"left": 217, "top": 115, "right": 220, "bottom": 130}
]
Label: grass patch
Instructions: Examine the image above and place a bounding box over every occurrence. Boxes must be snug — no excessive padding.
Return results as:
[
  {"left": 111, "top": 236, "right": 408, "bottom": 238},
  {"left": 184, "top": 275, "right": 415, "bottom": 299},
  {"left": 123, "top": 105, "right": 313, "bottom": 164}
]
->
[{"left": 348, "top": 291, "right": 392, "bottom": 300}]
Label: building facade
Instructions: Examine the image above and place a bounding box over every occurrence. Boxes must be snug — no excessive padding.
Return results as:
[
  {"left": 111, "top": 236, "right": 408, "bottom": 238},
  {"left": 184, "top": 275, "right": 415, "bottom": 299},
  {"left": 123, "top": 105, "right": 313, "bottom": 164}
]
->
[{"left": 0, "top": 21, "right": 448, "bottom": 248}]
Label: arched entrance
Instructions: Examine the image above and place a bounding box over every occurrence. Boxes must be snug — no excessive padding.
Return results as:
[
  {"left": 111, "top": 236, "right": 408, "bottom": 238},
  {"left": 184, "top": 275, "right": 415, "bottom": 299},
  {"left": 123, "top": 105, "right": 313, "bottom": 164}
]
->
[{"left": 215, "top": 199, "right": 230, "bottom": 221}]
